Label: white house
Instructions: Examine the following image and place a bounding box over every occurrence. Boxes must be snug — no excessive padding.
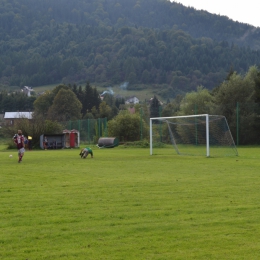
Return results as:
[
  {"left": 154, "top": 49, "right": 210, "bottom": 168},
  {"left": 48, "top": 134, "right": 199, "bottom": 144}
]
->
[
  {"left": 22, "top": 86, "right": 34, "bottom": 97},
  {"left": 4, "top": 112, "right": 33, "bottom": 125},
  {"left": 125, "top": 96, "right": 140, "bottom": 104}
]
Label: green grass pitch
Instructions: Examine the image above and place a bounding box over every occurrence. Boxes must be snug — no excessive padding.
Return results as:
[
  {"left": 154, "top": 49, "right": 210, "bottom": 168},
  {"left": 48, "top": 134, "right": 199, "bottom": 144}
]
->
[{"left": 1, "top": 145, "right": 260, "bottom": 259}]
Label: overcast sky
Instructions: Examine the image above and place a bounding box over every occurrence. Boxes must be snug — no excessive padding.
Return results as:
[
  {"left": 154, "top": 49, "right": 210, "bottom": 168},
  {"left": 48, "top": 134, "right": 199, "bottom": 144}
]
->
[{"left": 171, "top": 1, "right": 259, "bottom": 28}]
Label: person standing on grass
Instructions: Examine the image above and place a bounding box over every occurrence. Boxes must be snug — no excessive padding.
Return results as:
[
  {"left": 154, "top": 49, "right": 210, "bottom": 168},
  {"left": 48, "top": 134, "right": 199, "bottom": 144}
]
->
[
  {"left": 13, "top": 129, "right": 25, "bottom": 163},
  {"left": 43, "top": 136, "right": 48, "bottom": 150},
  {"left": 28, "top": 136, "right": 32, "bottom": 150}
]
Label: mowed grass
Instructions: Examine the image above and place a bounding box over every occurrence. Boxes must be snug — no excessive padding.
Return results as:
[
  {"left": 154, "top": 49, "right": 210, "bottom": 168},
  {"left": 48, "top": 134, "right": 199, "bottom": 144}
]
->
[{"left": 1, "top": 146, "right": 260, "bottom": 259}]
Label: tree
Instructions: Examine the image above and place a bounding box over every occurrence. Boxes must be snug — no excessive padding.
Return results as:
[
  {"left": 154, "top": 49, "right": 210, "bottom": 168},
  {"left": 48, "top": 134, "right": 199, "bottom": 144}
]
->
[
  {"left": 33, "top": 91, "right": 54, "bottom": 116},
  {"left": 115, "top": 97, "right": 125, "bottom": 109},
  {"left": 83, "top": 82, "right": 93, "bottom": 114},
  {"left": 162, "top": 95, "right": 183, "bottom": 117},
  {"left": 108, "top": 111, "right": 148, "bottom": 141},
  {"left": 92, "top": 87, "right": 101, "bottom": 109},
  {"left": 47, "top": 89, "right": 82, "bottom": 121},
  {"left": 1, "top": 114, "right": 63, "bottom": 148},
  {"left": 52, "top": 84, "right": 71, "bottom": 96},
  {"left": 178, "top": 86, "right": 213, "bottom": 115},
  {"left": 150, "top": 95, "right": 160, "bottom": 118},
  {"left": 212, "top": 66, "right": 259, "bottom": 144},
  {"left": 254, "top": 69, "right": 260, "bottom": 103},
  {"left": 99, "top": 101, "right": 112, "bottom": 119}
]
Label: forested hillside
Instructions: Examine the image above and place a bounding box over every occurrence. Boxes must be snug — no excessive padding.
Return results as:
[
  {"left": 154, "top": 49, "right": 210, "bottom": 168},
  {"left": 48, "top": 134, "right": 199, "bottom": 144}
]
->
[{"left": 1, "top": 0, "right": 260, "bottom": 97}]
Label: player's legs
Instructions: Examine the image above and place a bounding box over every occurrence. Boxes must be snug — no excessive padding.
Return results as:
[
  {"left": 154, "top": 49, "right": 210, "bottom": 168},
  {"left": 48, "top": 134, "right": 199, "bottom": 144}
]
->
[
  {"left": 83, "top": 150, "right": 89, "bottom": 158},
  {"left": 18, "top": 148, "right": 25, "bottom": 163},
  {"left": 79, "top": 148, "right": 84, "bottom": 157}
]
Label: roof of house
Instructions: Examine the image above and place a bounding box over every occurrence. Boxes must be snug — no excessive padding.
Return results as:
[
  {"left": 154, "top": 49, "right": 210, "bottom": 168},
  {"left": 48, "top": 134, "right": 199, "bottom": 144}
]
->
[{"left": 4, "top": 112, "right": 33, "bottom": 119}]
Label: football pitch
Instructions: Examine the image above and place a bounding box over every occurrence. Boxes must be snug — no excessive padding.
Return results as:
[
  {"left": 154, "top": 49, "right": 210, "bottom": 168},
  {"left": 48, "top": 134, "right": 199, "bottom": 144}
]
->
[{"left": 1, "top": 146, "right": 260, "bottom": 259}]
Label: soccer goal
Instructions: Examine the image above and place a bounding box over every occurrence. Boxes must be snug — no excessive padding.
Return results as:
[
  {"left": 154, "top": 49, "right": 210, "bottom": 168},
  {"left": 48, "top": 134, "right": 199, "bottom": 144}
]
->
[{"left": 150, "top": 114, "right": 238, "bottom": 157}]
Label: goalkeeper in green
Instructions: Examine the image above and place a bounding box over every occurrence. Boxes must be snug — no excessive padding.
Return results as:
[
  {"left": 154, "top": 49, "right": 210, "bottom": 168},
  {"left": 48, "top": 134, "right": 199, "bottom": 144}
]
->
[{"left": 79, "top": 147, "right": 93, "bottom": 158}]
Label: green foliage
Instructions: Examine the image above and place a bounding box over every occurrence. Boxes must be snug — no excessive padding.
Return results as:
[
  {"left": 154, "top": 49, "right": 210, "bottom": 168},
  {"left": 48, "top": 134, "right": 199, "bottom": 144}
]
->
[
  {"left": 1, "top": 116, "right": 63, "bottom": 148},
  {"left": 159, "top": 66, "right": 260, "bottom": 145},
  {"left": 44, "top": 120, "right": 63, "bottom": 134},
  {"left": 1, "top": 0, "right": 260, "bottom": 93},
  {"left": 0, "top": 90, "right": 35, "bottom": 112},
  {"left": 33, "top": 91, "right": 54, "bottom": 116},
  {"left": 108, "top": 111, "right": 148, "bottom": 141},
  {"left": 211, "top": 66, "right": 260, "bottom": 144},
  {"left": 33, "top": 82, "right": 101, "bottom": 120},
  {"left": 161, "top": 95, "right": 183, "bottom": 117},
  {"left": 179, "top": 86, "right": 213, "bottom": 115},
  {"left": 122, "top": 140, "right": 149, "bottom": 148},
  {"left": 150, "top": 95, "right": 161, "bottom": 118},
  {"left": 99, "top": 101, "right": 112, "bottom": 119},
  {"left": 254, "top": 69, "right": 260, "bottom": 103},
  {"left": 47, "top": 89, "right": 82, "bottom": 121}
]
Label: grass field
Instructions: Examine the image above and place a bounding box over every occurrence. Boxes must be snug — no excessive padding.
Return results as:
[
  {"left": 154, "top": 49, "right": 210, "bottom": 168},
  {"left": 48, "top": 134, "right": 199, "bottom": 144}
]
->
[
  {"left": 1, "top": 145, "right": 260, "bottom": 259},
  {"left": 32, "top": 84, "right": 59, "bottom": 94}
]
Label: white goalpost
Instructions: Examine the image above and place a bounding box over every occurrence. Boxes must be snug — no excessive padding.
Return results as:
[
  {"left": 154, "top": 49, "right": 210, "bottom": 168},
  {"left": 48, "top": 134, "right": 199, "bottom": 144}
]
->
[{"left": 150, "top": 114, "right": 238, "bottom": 157}]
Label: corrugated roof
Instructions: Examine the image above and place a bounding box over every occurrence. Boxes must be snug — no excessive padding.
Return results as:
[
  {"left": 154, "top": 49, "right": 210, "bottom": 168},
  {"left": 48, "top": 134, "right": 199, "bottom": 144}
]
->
[{"left": 4, "top": 112, "right": 33, "bottom": 119}]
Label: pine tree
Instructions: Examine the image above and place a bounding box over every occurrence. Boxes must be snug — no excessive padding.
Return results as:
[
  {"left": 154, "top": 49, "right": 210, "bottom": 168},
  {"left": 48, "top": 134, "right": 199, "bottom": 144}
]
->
[
  {"left": 83, "top": 82, "right": 93, "bottom": 114},
  {"left": 150, "top": 95, "right": 160, "bottom": 118}
]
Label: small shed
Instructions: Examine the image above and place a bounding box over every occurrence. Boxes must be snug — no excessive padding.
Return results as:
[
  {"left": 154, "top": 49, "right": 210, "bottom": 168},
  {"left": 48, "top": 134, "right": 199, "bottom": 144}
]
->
[
  {"left": 40, "top": 134, "right": 66, "bottom": 149},
  {"left": 63, "top": 129, "right": 80, "bottom": 148},
  {"left": 63, "top": 129, "right": 71, "bottom": 148},
  {"left": 97, "top": 137, "right": 119, "bottom": 148},
  {"left": 70, "top": 129, "right": 80, "bottom": 148}
]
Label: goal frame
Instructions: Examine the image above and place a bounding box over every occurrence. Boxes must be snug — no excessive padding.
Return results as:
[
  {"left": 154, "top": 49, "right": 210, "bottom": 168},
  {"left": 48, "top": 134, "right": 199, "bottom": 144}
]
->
[{"left": 150, "top": 114, "right": 235, "bottom": 157}]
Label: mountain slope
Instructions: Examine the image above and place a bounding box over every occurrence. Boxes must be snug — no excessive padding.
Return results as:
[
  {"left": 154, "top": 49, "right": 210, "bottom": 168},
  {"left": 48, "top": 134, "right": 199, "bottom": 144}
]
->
[{"left": 1, "top": 0, "right": 260, "bottom": 97}]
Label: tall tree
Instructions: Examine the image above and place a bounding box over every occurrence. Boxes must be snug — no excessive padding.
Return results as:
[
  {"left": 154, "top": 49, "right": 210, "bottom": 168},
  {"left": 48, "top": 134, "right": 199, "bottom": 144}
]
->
[
  {"left": 212, "top": 66, "right": 259, "bottom": 144},
  {"left": 33, "top": 91, "right": 54, "bottom": 116},
  {"left": 150, "top": 95, "right": 160, "bottom": 118},
  {"left": 47, "top": 89, "right": 82, "bottom": 121},
  {"left": 83, "top": 82, "right": 93, "bottom": 114},
  {"left": 178, "top": 86, "right": 213, "bottom": 115}
]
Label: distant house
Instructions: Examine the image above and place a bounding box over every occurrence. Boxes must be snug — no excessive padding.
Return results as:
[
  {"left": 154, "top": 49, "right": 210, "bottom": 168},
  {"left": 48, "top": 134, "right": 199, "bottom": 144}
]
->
[
  {"left": 4, "top": 112, "right": 33, "bottom": 125},
  {"left": 125, "top": 96, "right": 139, "bottom": 104},
  {"left": 22, "top": 86, "right": 34, "bottom": 97}
]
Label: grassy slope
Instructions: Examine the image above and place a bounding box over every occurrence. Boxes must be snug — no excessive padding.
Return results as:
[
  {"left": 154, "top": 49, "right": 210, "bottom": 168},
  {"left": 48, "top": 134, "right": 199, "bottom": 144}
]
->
[{"left": 1, "top": 146, "right": 260, "bottom": 259}]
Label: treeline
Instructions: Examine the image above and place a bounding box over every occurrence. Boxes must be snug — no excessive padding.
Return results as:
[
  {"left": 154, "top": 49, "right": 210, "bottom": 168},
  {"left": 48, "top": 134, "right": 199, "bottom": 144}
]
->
[
  {"left": 2, "top": 66, "right": 260, "bottom": 145},
  {"left": 1, "top": 24, "right": 260, "bottom": 96},
  {"left": 1, "top": 0, "right": 260, "bottom": 48},
  {"left": 1, "top": 0, "right": 260, "bottom": 95},
  {"left": 161, "top": 66, "right": 260, "bottom": 145},
  {"left": 0, "top": 91, "right": 36, "bottom": 112},
  {"left": 32, "top": 83, "right": 126, "bottom": 121}
]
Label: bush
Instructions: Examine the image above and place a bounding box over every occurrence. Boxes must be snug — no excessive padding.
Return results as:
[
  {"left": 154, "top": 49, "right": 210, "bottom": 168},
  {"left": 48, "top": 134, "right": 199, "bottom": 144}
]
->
[
  {"left": 108, "top": 111, "right": 149, "bottom": 142},
  {"left": 122, "top": 140, "right": 149, "bottom": 148}
]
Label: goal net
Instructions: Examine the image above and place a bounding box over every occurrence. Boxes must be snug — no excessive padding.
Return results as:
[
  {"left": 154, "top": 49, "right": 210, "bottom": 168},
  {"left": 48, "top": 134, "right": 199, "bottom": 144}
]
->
[{"left": 150, "top": 114, "right": 238, "bottom": 157}]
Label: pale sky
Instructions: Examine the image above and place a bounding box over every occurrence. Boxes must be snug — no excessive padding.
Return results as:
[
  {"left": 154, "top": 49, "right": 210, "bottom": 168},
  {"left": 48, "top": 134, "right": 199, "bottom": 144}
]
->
[{"left": 171, "top": 1, "right": 259, "bottom": 28}]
